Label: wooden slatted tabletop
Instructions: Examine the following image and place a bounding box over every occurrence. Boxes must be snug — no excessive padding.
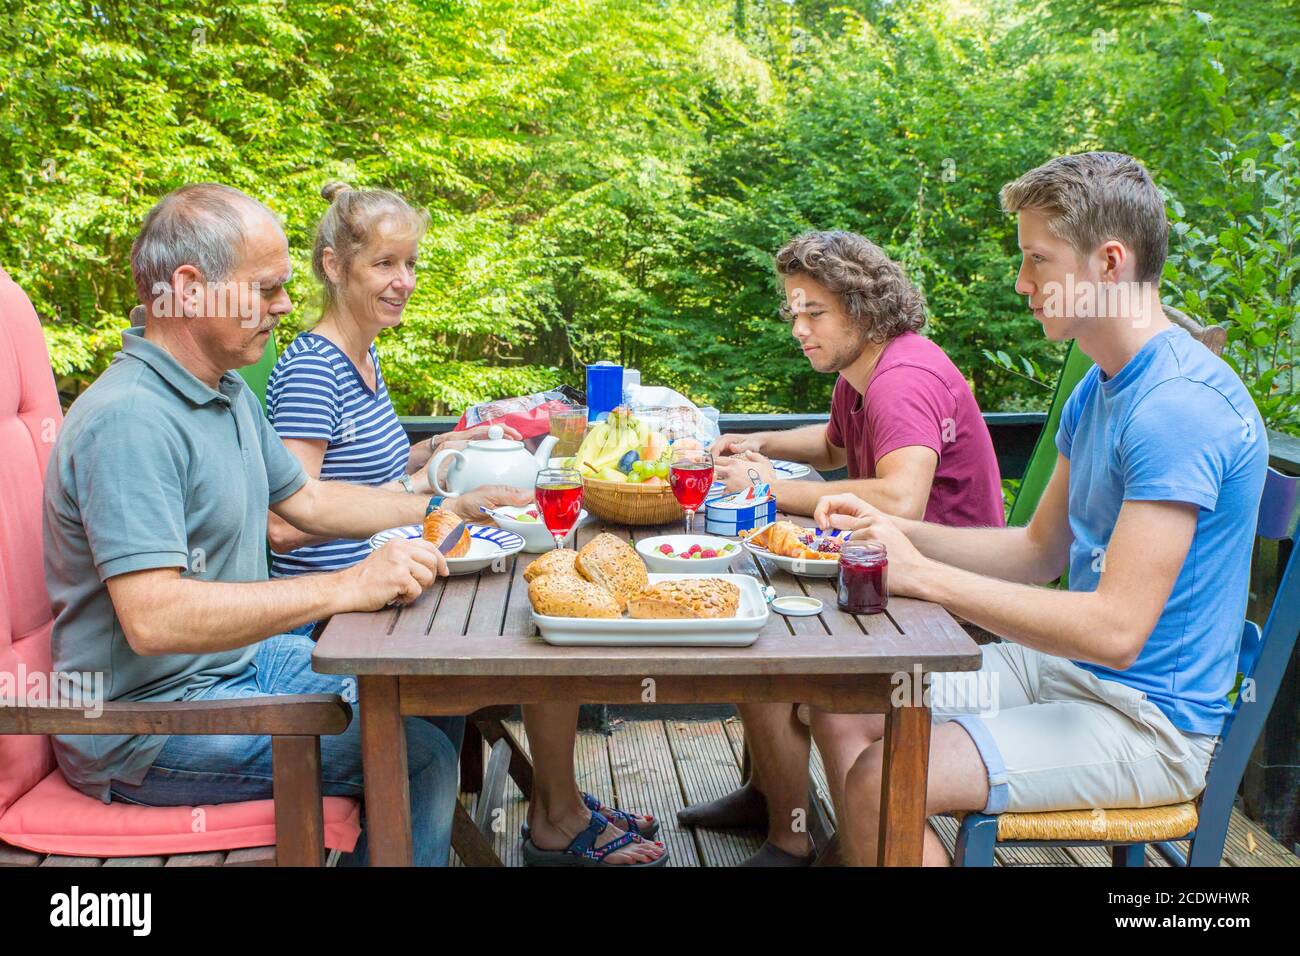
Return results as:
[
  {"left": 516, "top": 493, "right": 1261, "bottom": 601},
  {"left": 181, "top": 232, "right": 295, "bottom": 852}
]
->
[{"left": 314, "top": 479, "right": 981, "bottom": 866}]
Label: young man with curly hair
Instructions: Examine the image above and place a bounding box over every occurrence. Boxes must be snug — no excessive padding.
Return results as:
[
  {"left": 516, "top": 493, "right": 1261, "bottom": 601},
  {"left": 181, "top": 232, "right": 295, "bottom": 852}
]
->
[
  {"left": 712, "top": 231, "right": 1004, "bottom": 525},
  {"left": 684, "top": 232, "right": 1004, "bottom": 865}
]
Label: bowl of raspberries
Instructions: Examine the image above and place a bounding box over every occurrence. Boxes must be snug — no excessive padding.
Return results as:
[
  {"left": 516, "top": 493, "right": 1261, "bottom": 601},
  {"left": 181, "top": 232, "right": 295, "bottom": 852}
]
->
[{"left": 635, "top": 535, "right": 742, "bottom": 574}]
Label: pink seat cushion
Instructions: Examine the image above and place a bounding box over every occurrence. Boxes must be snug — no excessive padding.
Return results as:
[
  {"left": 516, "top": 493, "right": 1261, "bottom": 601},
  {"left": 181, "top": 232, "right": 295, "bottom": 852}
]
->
[
  {"left": 0, "top": 769, "right": 360, "bottom": 857},
  {"left": 0, "top": 268, "right": 362, "bottom": 859}
]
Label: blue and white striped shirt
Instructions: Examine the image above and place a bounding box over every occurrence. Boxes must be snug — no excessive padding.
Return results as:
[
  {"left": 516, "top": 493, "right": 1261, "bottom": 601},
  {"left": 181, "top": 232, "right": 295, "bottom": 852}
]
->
[{"left": 267, "top": 332, "right": 410, "bottom": 576}]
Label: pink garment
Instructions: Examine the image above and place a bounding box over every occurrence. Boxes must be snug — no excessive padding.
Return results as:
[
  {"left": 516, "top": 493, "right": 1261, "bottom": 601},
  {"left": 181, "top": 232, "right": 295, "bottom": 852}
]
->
[
  {"left": 825, "top": 332, "right": 1004, "bottom": 528},
  {"left": 0, "top": 268, "right": 360, "bottom": 857}
]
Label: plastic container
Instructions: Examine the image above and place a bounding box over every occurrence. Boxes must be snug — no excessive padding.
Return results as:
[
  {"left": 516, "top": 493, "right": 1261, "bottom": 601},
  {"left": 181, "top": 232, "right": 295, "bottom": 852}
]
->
[{"left": 585, "top": 362, "right": 623, "bottom": 422}]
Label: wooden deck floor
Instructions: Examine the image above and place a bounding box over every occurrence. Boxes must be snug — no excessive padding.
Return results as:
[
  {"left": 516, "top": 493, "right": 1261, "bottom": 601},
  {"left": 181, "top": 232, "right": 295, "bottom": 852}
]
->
[{"left": 453, "top": 718, "right": 1299, "bottom": 868}]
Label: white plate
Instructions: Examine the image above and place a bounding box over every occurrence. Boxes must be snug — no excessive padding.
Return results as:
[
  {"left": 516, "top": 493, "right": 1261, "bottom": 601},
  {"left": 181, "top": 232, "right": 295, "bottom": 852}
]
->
[
  {"left": 368, "top": 524, "right": 525, "bottom": 575},
  {"left": 743, "top": 536, "right": 844, "bottom": 578},
  {"left": 770, "top": 459, "right": 812, "bottom": 479},
  {"left": 635, "top": 534, "right": 743, "bottom": 573},
  {"left": 532, "top": 573, "right": 769, "bottom": 647},
  {"left": 488, "top": 505, "right": 589, "bottom": 553}
]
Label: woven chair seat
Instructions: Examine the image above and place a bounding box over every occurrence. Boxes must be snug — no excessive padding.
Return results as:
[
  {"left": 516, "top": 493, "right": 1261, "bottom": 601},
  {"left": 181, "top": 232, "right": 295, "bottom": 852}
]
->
[{"left": 988, "top": 803, "right": 1198, "bottom": 843}]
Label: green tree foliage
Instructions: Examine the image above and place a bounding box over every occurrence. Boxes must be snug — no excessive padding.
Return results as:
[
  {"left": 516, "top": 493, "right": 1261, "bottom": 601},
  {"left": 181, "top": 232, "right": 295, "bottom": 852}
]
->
[{"left": 2, "top": 0, "right": 1297, "bottom": 426}]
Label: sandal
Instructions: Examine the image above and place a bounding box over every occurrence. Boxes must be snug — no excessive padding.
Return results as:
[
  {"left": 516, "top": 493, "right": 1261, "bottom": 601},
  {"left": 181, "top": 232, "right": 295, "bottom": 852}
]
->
[
  {"left": 521, "top": 792, "right": 660, "bottom": 840},
  {"left": 521, "top": 810, "right": 669, "bottom": 867}
]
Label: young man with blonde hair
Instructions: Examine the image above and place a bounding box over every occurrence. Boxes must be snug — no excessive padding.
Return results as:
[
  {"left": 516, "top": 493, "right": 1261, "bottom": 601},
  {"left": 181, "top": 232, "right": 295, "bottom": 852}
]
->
[{"left": 813, "top": 151, "right": 1266, "bottom": 865}]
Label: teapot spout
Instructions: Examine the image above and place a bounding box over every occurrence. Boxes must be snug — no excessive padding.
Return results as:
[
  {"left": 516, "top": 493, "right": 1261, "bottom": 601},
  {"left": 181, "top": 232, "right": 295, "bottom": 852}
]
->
[{"left": 535, "top": 434, "right": 560, "bottom": 467}]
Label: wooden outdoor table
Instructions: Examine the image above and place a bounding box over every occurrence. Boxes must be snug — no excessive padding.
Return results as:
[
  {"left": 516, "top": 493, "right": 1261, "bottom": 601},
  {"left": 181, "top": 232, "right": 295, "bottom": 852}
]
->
[{"left": 313, "top": 475, "right": 981, "bottom": 866}]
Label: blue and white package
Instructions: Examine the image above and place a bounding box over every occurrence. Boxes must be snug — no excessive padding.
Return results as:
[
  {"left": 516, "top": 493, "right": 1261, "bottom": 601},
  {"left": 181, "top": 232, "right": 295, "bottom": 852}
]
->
[{"left": 705, "top": 485, "right": 776, "bottom": 537}]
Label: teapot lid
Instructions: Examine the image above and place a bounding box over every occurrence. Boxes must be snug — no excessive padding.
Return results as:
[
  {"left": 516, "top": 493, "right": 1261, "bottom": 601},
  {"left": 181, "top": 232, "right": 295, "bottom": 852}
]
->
[{"left": 468, "top": 424, "right": 524, "bottom": 451}]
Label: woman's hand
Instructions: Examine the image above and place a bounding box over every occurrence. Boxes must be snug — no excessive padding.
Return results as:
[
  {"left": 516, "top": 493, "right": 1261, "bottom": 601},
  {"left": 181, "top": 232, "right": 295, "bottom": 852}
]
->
[
  {"left": 450, "top": 485, "right": 535, "bottom": 520},
  {"left": 408, "top": 424, "right": 526, "bottom": 474}
]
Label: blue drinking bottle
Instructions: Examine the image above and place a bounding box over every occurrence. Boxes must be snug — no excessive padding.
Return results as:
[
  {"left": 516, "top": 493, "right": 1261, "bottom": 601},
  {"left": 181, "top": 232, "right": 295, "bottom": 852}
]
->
[{"left": 585, "top": 362, "right": 623, "bottom": 422}]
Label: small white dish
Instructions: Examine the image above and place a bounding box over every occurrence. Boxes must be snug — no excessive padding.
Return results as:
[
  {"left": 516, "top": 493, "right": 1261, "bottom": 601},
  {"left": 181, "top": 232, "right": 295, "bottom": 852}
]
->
[
  {"left": 636, "top": 534, "right": 742, "bottom": 573},
  {"left": 770, "top": 460, "right": 812, "bottom": 479},
  {"left": 368, "top": 524, "right": 525, "bottom": 575},
  {"left": 743, "top": 538, "right": 841, "bottom": 578},
  {"left": 486, "top": 504, "right": 588, "bottom": 553},
  {"left": 771, "top": 595, "right": 824, "bottom": 617}
]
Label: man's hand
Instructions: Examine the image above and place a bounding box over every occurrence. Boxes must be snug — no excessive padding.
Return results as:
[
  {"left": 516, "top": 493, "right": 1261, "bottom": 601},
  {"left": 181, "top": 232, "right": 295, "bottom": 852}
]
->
[
  {"left": 449, "top": 484, "right": 535, "bottom": 519},
  {"left": 714, "top": 451, "right": 778, "bottom": 494},
  {"left": 710, "top": 433, "right": 764, "bottom": 457},
  {"left": 341, "top": 538, "right": 448, "bottom": 611},
  {"left": 814, "top": 492, "right": 886, "bottom": 531}
]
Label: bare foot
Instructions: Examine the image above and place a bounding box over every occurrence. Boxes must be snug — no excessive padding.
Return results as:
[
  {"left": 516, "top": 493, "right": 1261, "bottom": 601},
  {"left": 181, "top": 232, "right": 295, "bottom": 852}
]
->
[{"left": 677, "top": 781, "right": 768, "bottom": 831}]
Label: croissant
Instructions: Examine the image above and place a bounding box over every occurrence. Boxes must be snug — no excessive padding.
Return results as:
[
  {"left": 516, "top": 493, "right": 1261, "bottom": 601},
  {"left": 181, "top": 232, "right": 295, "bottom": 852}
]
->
[
  {"left": 762, "top": 521, "right": 839, "bottom": 560},
  {"left": 422, "top": 508, "right": 471, "bottom": 557}
]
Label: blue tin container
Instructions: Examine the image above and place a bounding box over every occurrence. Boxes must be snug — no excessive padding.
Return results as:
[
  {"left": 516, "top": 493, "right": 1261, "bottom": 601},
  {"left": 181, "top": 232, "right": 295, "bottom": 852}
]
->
[{"left": 705, "top": 493, "right": 777, "bottom": 537}]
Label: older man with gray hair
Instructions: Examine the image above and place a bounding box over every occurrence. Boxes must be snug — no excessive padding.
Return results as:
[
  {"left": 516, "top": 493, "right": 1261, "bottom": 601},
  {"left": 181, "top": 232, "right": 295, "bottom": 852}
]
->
[{"left": 44, "top": 183, "right": 468, "bottom": 865}]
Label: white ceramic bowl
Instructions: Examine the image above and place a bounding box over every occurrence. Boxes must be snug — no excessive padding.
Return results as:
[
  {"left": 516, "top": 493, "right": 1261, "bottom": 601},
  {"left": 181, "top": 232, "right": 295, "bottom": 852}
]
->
[
  {"left": 488, "top": 505, "right": 588, "bottom": 553},
  {"left": 635, "top": 534, "right": 743, "bottom": 573}
]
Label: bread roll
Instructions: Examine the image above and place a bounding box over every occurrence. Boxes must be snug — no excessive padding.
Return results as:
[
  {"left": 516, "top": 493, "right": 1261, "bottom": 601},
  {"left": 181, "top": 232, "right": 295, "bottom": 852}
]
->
[
  {"left": 529, "top": 573, "right": 621, "bottom": 618},
  {"left": 523, "top": 548, "right": 580, "bottom": 583},
  {"left": 575, "top": 533, "right": 648, "bottom": 610},
  {"left": 628, "top": 578, "right": 740, "bottom": 619},
  {"left": 422, "top": 508, "right": 470, "bottom": 557}
]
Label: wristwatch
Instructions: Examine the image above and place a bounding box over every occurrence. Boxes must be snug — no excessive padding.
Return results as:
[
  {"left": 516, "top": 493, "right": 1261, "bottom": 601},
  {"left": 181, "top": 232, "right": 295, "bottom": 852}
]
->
[
  {"left": 398, "top": 473, "right": 416, "bottom": 494},
  {"left": 425, "top": 495, "right": 447, "bottom": 517}
]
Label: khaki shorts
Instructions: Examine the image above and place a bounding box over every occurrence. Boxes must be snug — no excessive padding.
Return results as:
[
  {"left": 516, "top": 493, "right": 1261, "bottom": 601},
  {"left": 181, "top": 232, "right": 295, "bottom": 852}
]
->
[{"left": 930, "top": 643, "right": 1218, "bottom": 815}]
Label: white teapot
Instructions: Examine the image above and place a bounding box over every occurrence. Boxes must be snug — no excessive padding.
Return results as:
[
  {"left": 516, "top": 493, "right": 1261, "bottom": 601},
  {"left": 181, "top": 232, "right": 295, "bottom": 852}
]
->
[{"left": 428, "top": 425, "right": 559, "bottom": 497}]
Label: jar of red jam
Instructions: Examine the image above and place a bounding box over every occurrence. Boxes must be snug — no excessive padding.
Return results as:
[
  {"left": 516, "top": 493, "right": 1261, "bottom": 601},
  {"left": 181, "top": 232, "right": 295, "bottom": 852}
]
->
[{"left": 837, "top": 543, "right": 888, "bottom": 614}]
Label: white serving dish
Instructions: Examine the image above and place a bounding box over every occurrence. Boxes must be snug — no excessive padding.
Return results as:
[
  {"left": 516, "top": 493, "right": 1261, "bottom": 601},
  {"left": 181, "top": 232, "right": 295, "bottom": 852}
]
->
[
  {"left": 488, "top": 504, "right": 589, "bottom": 553},
  {"left": 368, "top": 524, "right": 525, "bottom": 575},
  {"left": 743, "top": 537, "right": 842, "bottom": 578},
  {"left": 532, "top": 573, "right": 769, "bottom": 646},
  {"left": 635, "top": 534, "right": 742, "bottom": 573}
]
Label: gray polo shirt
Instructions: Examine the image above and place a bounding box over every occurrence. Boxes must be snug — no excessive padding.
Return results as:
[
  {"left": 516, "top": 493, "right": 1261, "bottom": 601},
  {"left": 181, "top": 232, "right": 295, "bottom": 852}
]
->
[{"left": 44, "top": 326, "right": 308, "bottom": 801}]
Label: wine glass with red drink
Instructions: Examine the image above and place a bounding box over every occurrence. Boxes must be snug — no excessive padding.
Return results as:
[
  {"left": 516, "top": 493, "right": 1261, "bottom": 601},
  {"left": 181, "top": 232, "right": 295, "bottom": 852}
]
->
[
  {"left": 669, "top": 447, "right": 714, "bottom": 535},
  {"left": 535, "top": 467, "right": 584, "bottom": 550}
]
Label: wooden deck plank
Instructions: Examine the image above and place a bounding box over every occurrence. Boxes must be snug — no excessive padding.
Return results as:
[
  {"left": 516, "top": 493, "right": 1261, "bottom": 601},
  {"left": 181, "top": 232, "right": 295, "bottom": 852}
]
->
[
  {"left": 0, "top": 845, "right": 44, "bottom": 867},
  {"left": 665, "top": 719, "right": 764, "bottom": 866},
  {"left": 102, "top": 856, "right": 166, "bottom": 867},
  {"left": 608, "top": 718, "right": 700, "bottom": 868},
  {"left": 163, "top": 852, "right": 226, "bottom": 867},
  {"left": 40, "top": 855, "right": 104, "bottom": 867}
]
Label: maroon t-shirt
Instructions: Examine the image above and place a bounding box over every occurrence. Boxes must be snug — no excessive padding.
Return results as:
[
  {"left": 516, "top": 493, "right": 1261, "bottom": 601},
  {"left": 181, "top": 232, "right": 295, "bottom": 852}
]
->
[{"left": 825, "top": 332, "right": 1004, "bottom": 527}]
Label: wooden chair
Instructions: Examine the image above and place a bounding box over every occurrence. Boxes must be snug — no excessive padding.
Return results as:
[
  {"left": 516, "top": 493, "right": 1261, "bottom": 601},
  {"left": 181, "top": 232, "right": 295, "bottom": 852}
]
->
[
  {"left": 954, "top": 467, "right": 1300, "bottom": 866},
  {"left": 0, "top": 272, "right": 359, "bottom": 867}
]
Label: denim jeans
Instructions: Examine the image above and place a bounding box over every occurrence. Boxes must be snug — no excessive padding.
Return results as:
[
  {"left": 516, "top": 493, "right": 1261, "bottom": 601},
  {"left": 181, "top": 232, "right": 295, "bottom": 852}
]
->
[{"left": 110, "top": 633, "right": 465, "bottom": 867}]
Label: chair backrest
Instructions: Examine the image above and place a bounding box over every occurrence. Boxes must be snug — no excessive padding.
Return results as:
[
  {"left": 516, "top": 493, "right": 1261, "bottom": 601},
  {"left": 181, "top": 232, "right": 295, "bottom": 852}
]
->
[
  {"left": 1192, "top": 466, "right": 1300, "bottom": 863},
  {"left": 0, "top": 269, "right": 61, "bottom": 817}
]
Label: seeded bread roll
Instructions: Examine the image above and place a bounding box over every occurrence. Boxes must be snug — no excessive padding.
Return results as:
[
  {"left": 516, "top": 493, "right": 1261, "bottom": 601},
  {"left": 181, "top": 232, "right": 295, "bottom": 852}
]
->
[
  {"left": 528, "top": 573, "right": 621, "bottom": 618},
  {"left": 575, "top": 533, "right": 648, "bottom": 610},
  {"left": 627, "top": 578, "right": 740, "bottom": 619},
  {"left": 523, "top": 548, "right": 580, "bottom": 583}
]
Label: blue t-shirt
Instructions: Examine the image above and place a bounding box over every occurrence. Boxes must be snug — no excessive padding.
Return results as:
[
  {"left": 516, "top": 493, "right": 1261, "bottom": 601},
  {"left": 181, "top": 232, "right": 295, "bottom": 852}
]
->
[
  {"left": 266, "top": 332, "right": 410, "bottom": 575},
  {"left": 1056, "top": 327, "right": 1267, "bottom": 736}
]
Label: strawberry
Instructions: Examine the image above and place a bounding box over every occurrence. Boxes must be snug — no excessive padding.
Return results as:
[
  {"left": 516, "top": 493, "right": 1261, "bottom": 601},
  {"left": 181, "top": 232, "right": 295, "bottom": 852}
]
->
[
  {"left": 659, "top": 543, "right": 673, "bottom": 555},
  {"left": 701, "top": 549, "right": 718, "bottom": 559}
]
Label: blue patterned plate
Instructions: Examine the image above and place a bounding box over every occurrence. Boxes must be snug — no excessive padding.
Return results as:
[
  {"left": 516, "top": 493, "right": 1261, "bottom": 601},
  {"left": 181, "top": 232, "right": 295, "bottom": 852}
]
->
[
  {"left": 368, "top": 523, "right": 526, "bottom": 575},
  {"left": 743, "top": 527, "right": 847, "bottom": 578}
]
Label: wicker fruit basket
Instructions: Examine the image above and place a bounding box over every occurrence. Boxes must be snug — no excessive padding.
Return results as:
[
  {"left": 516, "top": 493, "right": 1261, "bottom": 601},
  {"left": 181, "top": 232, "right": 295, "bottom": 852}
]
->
[{"left": 581, "top": 476, "right": 684, "bottom": 526}]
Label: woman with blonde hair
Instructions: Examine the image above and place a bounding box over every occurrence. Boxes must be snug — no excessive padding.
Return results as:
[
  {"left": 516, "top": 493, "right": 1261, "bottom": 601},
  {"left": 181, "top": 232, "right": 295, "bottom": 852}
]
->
[{"left": 268, "top": 183, "right": 665, "bottom": 866}]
